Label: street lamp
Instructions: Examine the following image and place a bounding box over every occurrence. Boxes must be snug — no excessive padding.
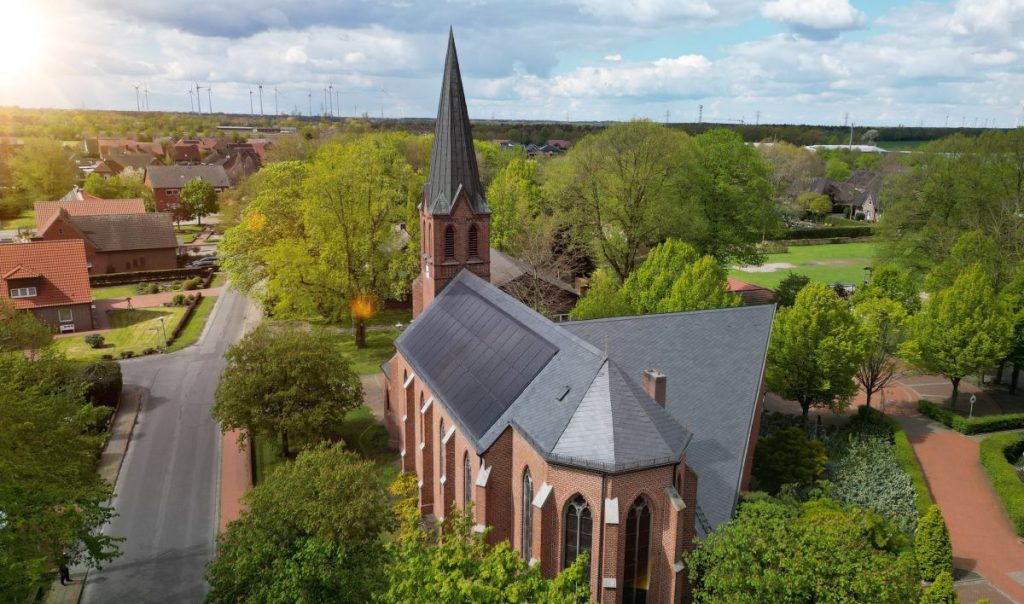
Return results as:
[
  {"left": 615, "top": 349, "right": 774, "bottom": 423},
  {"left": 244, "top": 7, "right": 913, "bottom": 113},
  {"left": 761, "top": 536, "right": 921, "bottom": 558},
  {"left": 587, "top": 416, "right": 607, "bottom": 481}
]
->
[
  {"left": 158, "top": 316, "right": 167, "bottom": 348},
  {"left": 863, "top": 266, "right": 873, "bottom": 284},
  {"left": 969, "top": 393, "right": 977, "bottom": 419}
]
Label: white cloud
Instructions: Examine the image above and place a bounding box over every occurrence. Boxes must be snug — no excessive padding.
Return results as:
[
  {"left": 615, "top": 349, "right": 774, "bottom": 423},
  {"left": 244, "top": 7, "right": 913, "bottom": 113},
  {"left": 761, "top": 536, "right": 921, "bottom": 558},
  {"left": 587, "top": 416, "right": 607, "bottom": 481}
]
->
[
  {"left": 761, "top": 0, "right": 866, "bottom": 37},
  {"left": 604, "top": 54, "right": 622, "bottom": 61},
  {"left": 571, "top": 0, "right": 718, "bottom": 22}
]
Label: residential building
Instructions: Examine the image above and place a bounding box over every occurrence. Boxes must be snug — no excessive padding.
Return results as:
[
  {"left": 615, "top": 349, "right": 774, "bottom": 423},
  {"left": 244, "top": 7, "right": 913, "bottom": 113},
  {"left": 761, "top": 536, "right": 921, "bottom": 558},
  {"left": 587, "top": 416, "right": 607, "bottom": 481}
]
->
[
  {"left": 35, "top": 199, "right": 146, "bottom": 229},
  {"left": 36, "top": 209, "right": 178, "bottom": 274},
  {"left": 0, "top": 240, "right": 94, "bottom": 332},
  {"left": 385, "top": 31, "right": 774, "bottom": 604},
  {"left": 726, "top": 278, "right": 776, "bottom": 305},
  {"left": 144, "top": 164, "right": 230, "bottom": 212}
]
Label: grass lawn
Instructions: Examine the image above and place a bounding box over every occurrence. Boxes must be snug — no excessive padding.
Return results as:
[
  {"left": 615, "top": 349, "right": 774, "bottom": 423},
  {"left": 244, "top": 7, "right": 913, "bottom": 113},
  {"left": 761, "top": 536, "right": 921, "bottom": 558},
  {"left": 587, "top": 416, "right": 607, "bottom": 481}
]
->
[
  {"left": 91, "top": 284, "right": 142, "bottom": 300},
  {"left": 730, "top": 241, "right": 879, "bottom": 290},
  {"left": 56, "top": 306, "right": 186, "bottom": 361},
  {"left": 330, "top": 329, "right": 402, "bottom": 375},
  {"left": 4, "top": 209, "right": 36, "bottom": 230},
  {"left": 167, "top": 296, "right": 217, "bottom": 353}
]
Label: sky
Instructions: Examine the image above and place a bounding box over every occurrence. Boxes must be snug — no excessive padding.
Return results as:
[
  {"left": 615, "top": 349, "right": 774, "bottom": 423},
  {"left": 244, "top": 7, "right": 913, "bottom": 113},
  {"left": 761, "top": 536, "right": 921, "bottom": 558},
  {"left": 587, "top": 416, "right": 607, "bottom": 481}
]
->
[{"left": 0, "top": 0, "right": 1023, "bottom": 127}]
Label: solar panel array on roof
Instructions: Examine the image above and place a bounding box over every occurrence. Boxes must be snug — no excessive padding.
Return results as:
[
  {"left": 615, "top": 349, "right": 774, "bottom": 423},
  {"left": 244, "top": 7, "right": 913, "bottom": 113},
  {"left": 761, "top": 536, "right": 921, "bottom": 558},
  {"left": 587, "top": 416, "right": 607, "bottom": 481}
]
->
[{"left": 398, "top": 280, "right": 557, "bottom": 438}]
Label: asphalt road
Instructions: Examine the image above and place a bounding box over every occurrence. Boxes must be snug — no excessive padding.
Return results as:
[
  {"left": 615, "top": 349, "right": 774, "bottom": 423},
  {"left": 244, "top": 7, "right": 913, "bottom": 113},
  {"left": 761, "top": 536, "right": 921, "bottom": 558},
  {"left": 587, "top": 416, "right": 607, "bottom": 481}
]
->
[{"left": 82, "top": 289, "right": 251, "bottom": 604}]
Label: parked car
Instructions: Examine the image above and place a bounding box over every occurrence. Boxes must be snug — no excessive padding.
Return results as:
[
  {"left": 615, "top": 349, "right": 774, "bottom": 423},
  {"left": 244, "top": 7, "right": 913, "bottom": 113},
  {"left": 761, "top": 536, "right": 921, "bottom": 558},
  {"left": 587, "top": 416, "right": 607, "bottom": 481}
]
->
[{"left": 187, "top": 256, "right": 218, "bottom": 268}]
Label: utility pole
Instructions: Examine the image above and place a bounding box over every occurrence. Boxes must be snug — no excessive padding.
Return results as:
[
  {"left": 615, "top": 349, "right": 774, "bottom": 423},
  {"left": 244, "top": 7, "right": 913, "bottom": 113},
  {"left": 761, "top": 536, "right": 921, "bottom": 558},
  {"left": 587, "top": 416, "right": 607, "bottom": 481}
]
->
[
  {"left": 308, "top": 92, "right": 312, "bottom": 117},
  {"left": 755, "top": 110, "right": 760, "bottom": 126},
  {"left": 187, "top": 88, "right": 194, "bottom": 113},
  {"left": 328, "top": 82, "right": 334, "bottom": 117},
  {"left": 665, "top": 109, "right": 670, "bottom": 124},
  {"left": 698, "top": 104, "right": 703, "bottom": 124},
  {"left": 849, "top": 123, "right": 854, "bottom": 147},
  {"left": 945, "top": 114, "right": 949, "bottom": 128},
  {"left": 843, "top": 112, "right": 849, "bottom": 127},
  {"left": 258, "top": 83, "right": 264, "bottom": 116}
]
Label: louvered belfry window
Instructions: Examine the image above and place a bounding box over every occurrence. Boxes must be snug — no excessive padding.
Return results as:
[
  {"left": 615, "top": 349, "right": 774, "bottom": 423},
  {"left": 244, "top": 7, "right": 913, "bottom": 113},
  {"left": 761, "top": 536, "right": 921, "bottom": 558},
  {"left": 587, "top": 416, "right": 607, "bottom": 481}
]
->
[
  {"left": 468, "top": 224, "right": 479, "bottom": 258},
  {"left": 444, "top": 225, "right": 455, "bottom": 260}
]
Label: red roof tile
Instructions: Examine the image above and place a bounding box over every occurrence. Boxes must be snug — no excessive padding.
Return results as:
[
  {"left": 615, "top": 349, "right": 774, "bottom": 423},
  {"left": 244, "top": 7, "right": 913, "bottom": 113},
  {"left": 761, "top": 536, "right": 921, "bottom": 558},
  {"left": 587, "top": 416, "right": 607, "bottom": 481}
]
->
[
  {"left": 0, "top": 241, "right": 92, "bottom": 309},
  {"left": 727, "top": 278, "right": 777, "bottom": 306},
  {"left": 35, "top": 199, "right": 147, "bottom": 231}
]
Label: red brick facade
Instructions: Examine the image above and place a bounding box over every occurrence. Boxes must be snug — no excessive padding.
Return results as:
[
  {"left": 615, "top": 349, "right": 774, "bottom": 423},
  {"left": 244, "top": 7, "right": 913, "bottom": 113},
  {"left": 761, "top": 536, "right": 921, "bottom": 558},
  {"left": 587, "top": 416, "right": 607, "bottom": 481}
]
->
[{"left": 385, "top": 354, "right": 697, "bottom": 603}]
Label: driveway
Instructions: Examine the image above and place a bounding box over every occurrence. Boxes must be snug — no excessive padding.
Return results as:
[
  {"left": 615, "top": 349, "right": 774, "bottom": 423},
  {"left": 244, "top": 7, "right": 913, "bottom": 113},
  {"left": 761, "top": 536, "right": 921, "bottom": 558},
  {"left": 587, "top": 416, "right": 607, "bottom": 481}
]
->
[{"left": 81, "top": 288, "right": 253, "bottom": 603}]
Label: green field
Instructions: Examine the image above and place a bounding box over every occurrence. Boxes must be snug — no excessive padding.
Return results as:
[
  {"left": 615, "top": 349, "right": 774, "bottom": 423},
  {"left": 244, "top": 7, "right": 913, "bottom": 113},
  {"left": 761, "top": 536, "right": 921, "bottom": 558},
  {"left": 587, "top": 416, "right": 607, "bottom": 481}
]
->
[
  {"left": 91, "top": 284, "right": 142, "bottom": 300},
  {"left": 56, "top": 306, "right": 186, "bottom": 360},
  {"left": 730, "top": 242, "right": 879, "bottom": 290}
]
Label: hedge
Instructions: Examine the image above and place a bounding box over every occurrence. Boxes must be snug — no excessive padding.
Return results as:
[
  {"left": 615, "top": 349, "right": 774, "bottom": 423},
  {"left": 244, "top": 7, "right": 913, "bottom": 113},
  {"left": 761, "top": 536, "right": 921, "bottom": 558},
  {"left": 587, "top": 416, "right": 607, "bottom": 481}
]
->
[
  {"left": 167, "top": 292, "right": 203, "bottom": 345},
  {"left": 80, "top": 361, "right": 123, "bottom": 408},
  {"left": 776, "top": 226, "right": 875, "bottom": 240},
  {"left": 90, "top": 267, "right": 212, "bottom": 287},
  {"left": 979, "top": 432, "right": 1024, "bottom": 536},
  {"left": 918, "top": 400, "right": 1024, "bottom": 435}
]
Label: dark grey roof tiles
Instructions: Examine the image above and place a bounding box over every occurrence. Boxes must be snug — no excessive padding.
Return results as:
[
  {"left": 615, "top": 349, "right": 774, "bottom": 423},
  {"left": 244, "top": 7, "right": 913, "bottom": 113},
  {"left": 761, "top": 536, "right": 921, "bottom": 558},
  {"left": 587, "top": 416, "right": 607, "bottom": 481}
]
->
[
  {"left": 69, "top": 212, "right": 178, "bottom": 251},
  {"left": 424, "top": 30, "right": 488, "bottom": 216}
]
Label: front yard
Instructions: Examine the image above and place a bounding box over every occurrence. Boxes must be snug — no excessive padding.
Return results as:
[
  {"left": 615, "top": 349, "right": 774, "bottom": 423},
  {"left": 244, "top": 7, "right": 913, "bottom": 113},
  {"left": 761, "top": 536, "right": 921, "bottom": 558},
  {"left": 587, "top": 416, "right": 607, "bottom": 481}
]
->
[{"left": 56, "top": 306, "right": 186, "bottom": 360}]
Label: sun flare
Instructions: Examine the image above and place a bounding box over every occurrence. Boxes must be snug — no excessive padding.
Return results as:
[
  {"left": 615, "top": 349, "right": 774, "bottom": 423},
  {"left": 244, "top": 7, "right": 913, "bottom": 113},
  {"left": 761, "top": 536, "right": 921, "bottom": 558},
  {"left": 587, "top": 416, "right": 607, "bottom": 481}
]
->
[{"left": 0, "top": 3, "right": 46, "bottom": 81}]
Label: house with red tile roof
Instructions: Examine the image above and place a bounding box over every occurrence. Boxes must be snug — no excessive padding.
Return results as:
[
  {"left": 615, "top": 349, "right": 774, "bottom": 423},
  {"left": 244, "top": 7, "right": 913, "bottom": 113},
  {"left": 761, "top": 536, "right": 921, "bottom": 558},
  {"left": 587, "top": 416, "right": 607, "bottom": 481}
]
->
[
  {"left": 35, "top": 199, "right": 147, "bottom": 231},
  {"left": 726, "top": 278, "right": 776, "bottom": 305},
  {"left": 144, "top": 164, "right": 230, "bottom": 212},
  {"left": 36, "top": 210, "right": 178, "bottom": 274},
  {"left": 0, "top": 240, "right": 94, "bottom": 332}
]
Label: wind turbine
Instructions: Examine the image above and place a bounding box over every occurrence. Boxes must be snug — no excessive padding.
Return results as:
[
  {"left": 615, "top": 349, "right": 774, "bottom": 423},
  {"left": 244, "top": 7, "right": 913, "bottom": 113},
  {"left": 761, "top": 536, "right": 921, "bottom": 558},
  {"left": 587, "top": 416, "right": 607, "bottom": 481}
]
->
[
  {"left": 274, "top": 86, "right": 279, "bottom": 116},
  {"left": 143, "top": 85, "right": 150, "bottom": 111},
  {"left": 308, "top": 91, "right": 312, "bottom": 117},
  {"left": 194, "top": 82, "right": 204, "bottom": 113},
  {"left": 257, "top": 83, "right": 264, "bottom": 116},
  {"left": 328, "top": 82, "right": 334, "bottom": 117},
  {"left": 186, "top": 88, "right": 195, "bottom": 113},
  {"left": 249, "top": 90, "right": 254, "bottom": 114},
  {"left": 131, "top": 83, "right": 141, "bottom": 111},
  {"left": 207, "top": 84, "right": 212, "bottom": 114}
]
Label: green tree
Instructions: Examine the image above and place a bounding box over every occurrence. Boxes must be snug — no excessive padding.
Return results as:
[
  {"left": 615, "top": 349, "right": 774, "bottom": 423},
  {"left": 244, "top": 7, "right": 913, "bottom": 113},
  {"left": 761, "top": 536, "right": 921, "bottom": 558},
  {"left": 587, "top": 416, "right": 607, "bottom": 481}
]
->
[
  {"left": 767, "top": 282, "right": 865, "bottom": 421},
  {"left": 924, "top": 230, "right": 1008, "bottom": 293},
  {"left": 620, "top": 239, "right": 699, "bottom": 314},
  {"left": 657, "top": 256, "right": 741, "bottom": 313},
  {"left": 751, "top": 427, "right": 827, "bottom": 493},
  {"left": 212, "top": 324, "right": 363, "bottom": 458},
  {"left": 83, "top": 167, "right": 149, "bottom": 200},
  {"left": 487, "top": 158, "right": 541, "bottom": 253},
  {"left": 381, "top": 475, "right": 591, "bottom": 603},
  {"left": 915, "top": 505, "right": 953, "bottom": 582},
  {"left": 0, "top": 352, "right": 121, "bottom": 600},
  {"left": 7, "top": 138, "right": 78, "bottom": 205},
  {"left": 180, "top": 178, "right": 219, "bottom": 226},
  {"left": 808, "top": 194, "right": 832, "bottom": 221},
  {"left": 569, "top": 267, "right": 631, "bottom": 320},
  {"left": 0, "top": 198, "right": 20, "bottom": 227},
  {"left": 774, "top": 272, "right": 810, "bottom": 307},
  {"left": 205, "top": 443, "right": 391, "bottom": 603},
  {"left": 854, "top": 297, "right": 909, "bottom": 408},
  {"left": 920, "top": 571, "right": 957, "bottom": 604},
  {"left": 852, "top": 264, "right": 921, "bottom": 313},
  {"left": 0, "top": 299, "right": 51, "bottom": 354},
  {"left": 825, "top": 157, "right": 851, "bottom": 181},
  {"left": 902, "top": 265, "right": 1015, "bottom": 409},
  {"left": 688, "top": 495, "right": 920, "bottom": 603},
  {"left": 757, "top": 141, "right": 824, "bottom": 209}
]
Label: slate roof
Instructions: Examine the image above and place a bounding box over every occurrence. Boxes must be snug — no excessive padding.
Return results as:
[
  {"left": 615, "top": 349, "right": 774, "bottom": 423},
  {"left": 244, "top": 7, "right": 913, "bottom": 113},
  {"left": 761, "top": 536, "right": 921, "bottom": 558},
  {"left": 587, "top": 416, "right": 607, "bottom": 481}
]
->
[
  {"left": 0, "top": 240, "right": 92, "bottom": 309},
  {"left": 65, "top": 213, "right": 178, "bottom": 252},
  {"left": 562, "top": 304, "right": 775, "bottom": 534},
  {"left": 423, "top": 30, "right": 488, "bottom": 216},
  {"left": 35, "top": 199, "right": 147, "bottom": 232},
  {"left": 397, "top": 270, "right": 692, "bottom": 474},
  {"left": 146, "top": 164, "right": 230, "bottom": 189}
]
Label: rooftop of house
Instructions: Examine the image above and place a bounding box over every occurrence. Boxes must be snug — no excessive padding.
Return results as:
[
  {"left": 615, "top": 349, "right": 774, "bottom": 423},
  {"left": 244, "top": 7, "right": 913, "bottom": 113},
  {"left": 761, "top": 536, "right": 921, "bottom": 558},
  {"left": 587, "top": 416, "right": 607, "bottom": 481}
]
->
[
  {"left": 35, "top": 198, "right": 147, "bottom": 232},
  {"left": 397, "top": 268, "right": 774, "bottom": 535},
  {"left": 726, "top": 278, "right": 777, "bottom": 305},
  {"left": 490, "top": 248, "right": 578, "bottom": 297},
  {"left": 145, "top": 164, "right": 231, "bottom": 189},
  {"left": 59, "top": 212, "right": 178, "bottom": 252},
  {"left": 0, "top": 240, "right": 92, "bottom": 309}
]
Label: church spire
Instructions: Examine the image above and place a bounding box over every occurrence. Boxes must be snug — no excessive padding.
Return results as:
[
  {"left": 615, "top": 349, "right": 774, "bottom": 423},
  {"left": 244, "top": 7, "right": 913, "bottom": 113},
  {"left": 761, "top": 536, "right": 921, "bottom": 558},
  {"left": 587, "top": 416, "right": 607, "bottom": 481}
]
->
[{"left": 424, "top": 28, "right": 488, "bottom": 216}]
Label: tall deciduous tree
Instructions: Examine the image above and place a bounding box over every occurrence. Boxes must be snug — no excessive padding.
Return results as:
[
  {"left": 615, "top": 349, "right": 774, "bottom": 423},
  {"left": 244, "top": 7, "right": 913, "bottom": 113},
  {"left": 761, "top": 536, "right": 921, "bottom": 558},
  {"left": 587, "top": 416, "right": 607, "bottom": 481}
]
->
[
  {"left": 0, "top": 352, "right": 120, "bottom": 600},
  {"left": 569, "top": 267, "right": 631, "bottom": 321},
  {"left": 7, "top": 138, "right": 78, "bottom": 205},
  {"left": 902, "top": 264, "right": 1015, "bottom": 409},
  {"left": 825, "top": 157, "right": 851, "bottom": 181},
  {"left": 83, "top": 167, "right": 149, "bottom": 200},
  {"left": 854, "top": 297, "right": 908, "bottom": 408},
  {"left": 620, "top": 239, "right": 699, "bottom": 314},
  {"left": 767, "top": 282, "right": 865, "bottom": 421},
  {"left": 204, "top": 443, "right": 391, "bottom": 603},
  {"left": 0, "top": 198, "right": 20, "bottom": 228},
  {"left": 657, "top": 256, "right": 741, "bottom": 313},
  {"left": 774, "top": 272, "right": 810, "bottom": 307},
  {"left": 852, "top": 264, "right": 921, "bottom": 314},
  {"left": 212, "top": 324, "right": 363, "bottom": 458},
  {"left": 180, "top": 178, "right": 219, "bottom": 226},
  {"left": 0, "top": 299, "right": 51, "bottom": 355},
  {"left": 688, "top": 495, "right": 920, "bottom": 603},
  {"left": 380, "top": 475, "right": 591, "bottom": 604},
  {"left": 487, "top": 157, "right": 541, "bottom": 254}
]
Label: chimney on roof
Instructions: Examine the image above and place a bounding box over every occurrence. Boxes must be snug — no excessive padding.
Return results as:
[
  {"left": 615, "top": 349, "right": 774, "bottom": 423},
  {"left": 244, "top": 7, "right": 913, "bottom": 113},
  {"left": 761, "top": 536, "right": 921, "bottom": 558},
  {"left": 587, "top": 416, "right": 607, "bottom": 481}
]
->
[{"left": 643, "top": 369, "right": 667, "bottom": 407}]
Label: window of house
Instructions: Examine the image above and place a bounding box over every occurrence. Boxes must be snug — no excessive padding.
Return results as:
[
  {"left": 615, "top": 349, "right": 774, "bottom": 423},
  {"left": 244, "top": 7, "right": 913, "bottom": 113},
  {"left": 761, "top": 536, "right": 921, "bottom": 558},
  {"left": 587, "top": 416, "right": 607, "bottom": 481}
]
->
[
  {"left": 563, "top": 494, "right": 592, "bottom": 573},
  {"left": 9, "top": 287, "right": 37, "bottom": 298},
  {"left": 623, "top": 497, "right": 652, "bottom": 604},
  {"left": 439, "top": 419, "right": 446, "bottom": 479},
  {"left": 444, "top": 225, "right": 455, "bottom": 261},
  {"left": 463, "top": 452, "right": 473, "bottom": 508},
  {"left": 522, "top": 469, "right": 534, "bottom": 560},
  {"left": 468, "top": 224, "right": 478, "bottom": 259},
  {"left": 419, "top": 393, "right": 425, "bottom": 444},
  {"left": 57, "top": 308, "right": 73, "bottom": 323}
]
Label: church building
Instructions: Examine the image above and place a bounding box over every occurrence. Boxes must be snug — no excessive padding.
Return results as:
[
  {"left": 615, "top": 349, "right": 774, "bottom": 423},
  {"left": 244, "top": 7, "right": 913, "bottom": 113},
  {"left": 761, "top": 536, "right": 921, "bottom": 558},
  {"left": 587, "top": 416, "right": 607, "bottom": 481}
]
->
[{"left": 384, "top": 30, "right": 774, "bottom": 604}]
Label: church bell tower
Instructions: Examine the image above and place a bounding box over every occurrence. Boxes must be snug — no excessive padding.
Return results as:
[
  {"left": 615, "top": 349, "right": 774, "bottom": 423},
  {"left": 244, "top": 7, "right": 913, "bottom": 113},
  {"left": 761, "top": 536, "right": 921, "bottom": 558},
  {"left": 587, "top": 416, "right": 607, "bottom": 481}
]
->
[{"left": 412, "top": 29, "right": 491, "bottom": 318}]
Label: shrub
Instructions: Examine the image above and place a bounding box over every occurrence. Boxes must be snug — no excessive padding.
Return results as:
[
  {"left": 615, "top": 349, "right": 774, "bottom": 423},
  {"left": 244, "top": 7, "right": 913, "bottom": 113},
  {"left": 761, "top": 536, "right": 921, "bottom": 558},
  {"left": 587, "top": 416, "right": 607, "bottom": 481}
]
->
[
  {"left": 752, "top": 427, "right": 828, "bottom": 493},
  {"left": 84, "top": 333, "right": 106, "bottom": 349},
  {"left": 778, "top": 226, "right": 875, "bottom": 240},
  {"left": 182, "top": 277, "right": 201, "bottom": 291},
  {"left": 979, "top": 432, "right": 1024, "bottom": 536},
  {"left": 920, "top": 571, "right": 956, "bottom": 604},
  {"left": 80, "top": 361, "right": 123, "bottom": 407},
  {"left": 135, "top": 282, "right": 161, "bottom": 295},
  {"left": 119, "top": 350, "right": 135, "bottom": 359},
  {"left": 171, "top": 293, "right": 188, "bottom": 306},
  {"left": 915, "top": 505, "right": 953, "bottom": 581},
  {"left": 142, "top": 347, "right": 158, "bottom": 355},
  {"left": 827, "top": 436, "right": 919, "bottom": 535},
  {"left": 100, "top": 354, "right": 114, "bottom": 360},
  {"left": 918, "top": 400, "right": 1024, "bottom": 435}
]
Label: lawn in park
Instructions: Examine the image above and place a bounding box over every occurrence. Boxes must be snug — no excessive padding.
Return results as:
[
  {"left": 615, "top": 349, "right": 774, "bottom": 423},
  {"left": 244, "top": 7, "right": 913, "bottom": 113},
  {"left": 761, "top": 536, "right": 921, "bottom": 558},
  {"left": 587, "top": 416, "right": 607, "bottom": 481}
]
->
[
  {"left": 730, "top": 241, "right": 880, "bottom": 290},
  {"left": 55, "top": 306, "right": 186, "bottom": 361}
]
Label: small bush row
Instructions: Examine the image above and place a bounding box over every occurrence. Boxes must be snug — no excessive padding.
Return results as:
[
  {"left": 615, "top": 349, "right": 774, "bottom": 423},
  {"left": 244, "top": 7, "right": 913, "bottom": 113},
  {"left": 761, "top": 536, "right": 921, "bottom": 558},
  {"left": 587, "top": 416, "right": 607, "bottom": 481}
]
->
[
  {"left": 979, "top": 432, "right": 1024, "bottom": 536},
  {"left": 918, "top": 400, "right": 1024, "bottom": 434},
  {"left": 777, "top": 225, "right": 875, "bottom": 240}
]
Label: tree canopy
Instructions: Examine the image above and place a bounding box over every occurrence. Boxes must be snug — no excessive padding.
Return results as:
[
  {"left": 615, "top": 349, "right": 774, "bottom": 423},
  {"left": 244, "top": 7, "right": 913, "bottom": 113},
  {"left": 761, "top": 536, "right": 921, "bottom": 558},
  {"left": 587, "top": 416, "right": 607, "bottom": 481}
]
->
[
  {"left": 6, "top": 138, "right": 78, "bottom": 206},
  {"left": 83, "top": 167, "right": 150, "bottom": 201},
  {"left": 853, "top": 297, "right": 908, "bottom": 408},
  {"left": 180, "top": 177, "right": 219, "bottom": 226},
  {"left": 0, "top": 299, "right": 51, "bottom": 354},
  {"left": 212, "top": 324, "right": 363, "bottom": 458}
]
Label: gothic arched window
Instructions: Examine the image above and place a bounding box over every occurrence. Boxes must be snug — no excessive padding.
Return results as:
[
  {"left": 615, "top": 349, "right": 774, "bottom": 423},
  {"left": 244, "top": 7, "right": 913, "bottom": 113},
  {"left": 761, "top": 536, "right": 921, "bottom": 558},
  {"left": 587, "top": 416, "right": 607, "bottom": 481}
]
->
[
  {"left": 623, "top": 497, "right": 653, "bottom": 604},
  {"left": 463, "top": 452, "right": 473, "bottom": 508},
  {"left": 468, "top": 224, "right": 479, "bottom": 259},
  {"left": 439, "top": 419, "right": 447, "bottom": 478},
  {"left": 563, "top": 494, "right": 592, "bottom": 573},
  {"left": 444, "top": 225, "right": 455, "bottom": 260},
  {"left": 522, "top": 469, "right": 534, "bottom": 560}
]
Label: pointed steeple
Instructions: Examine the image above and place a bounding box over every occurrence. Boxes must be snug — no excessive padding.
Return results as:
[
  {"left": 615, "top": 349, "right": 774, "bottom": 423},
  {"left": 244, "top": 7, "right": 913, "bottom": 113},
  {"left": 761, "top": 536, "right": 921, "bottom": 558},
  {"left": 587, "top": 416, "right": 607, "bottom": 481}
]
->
[{"left": 424, "top": 29, "right": 488, "bottom": 216}]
